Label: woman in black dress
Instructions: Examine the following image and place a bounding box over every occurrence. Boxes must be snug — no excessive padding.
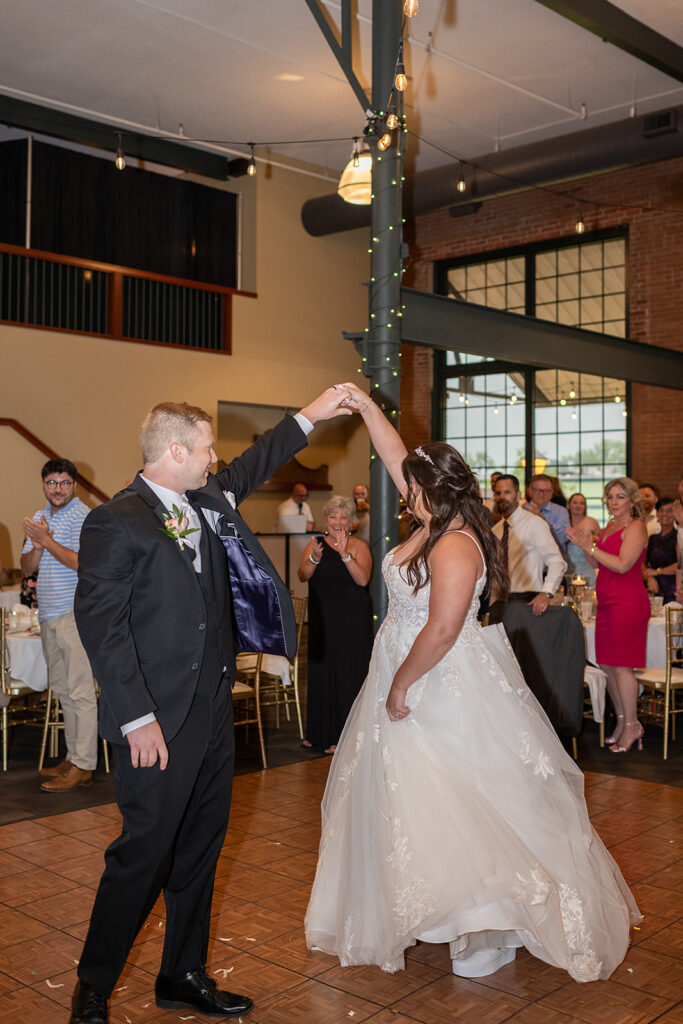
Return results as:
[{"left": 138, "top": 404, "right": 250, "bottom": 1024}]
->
[
  {"left": 298, "top": 495, "right": 373, "bottom": 753},
  {"left": 643, "top": 497, "right": 679, "bottom": 604}
]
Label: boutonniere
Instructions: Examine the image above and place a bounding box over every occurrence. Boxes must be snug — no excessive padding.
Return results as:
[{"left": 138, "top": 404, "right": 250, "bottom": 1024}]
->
[{"left": 161, "top": 504, "right": 199, "bottom": 550}]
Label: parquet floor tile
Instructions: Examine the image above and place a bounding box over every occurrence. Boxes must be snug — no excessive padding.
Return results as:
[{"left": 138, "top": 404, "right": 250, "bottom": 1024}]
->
[
  {"left": 0, "top": 929, "right": 84, "bottom": 984},
  {"left": 651, "top": 1005, "right": 683, "bottom": 1023},
  {"left": 51, "top": 848, "right": 108, "bottom": 888},
  {"left": 18, "top": 882, "right": 95, "bottom": 928},
  {"left": 639, "top": 859, "right": 683, "bottom": 891},
  {"left": 0, "top": 847, "right": 33, "bottom": 878},
  {"left": 318, "top": 957, "right": 445, "bottom": 1004},
  {"left": 0, "top": 985, "right": 65, "bottom": 1024},
  {"left": 0, "top": 863, "right": 79, "bottom": 907},
  {"left": 252, "top": 927, "right": 337, "bottom": 978},
  {"left": 0, "top": 906, "right": 52, "bottom": 948},
  {"left": 209, "top": 902, "right": 300, "bottom": 951},
  {"left": 393, "top": 973, "right": 527, "bottom": 1022},
  {"left": 609, "top": 947, "right": 683, "bottom": 1000},
  {"left": 537, "top": 978, "right": 674, "bottom": 1022},
  {"left": 33, "top": 807, "right": 115, "bottom": 834},
  {"left": 0, "top": 819, "right": 58, "bottom": 849},
  {"left": 472, "top": 947, "right": 568, "bottom": 1000},
  {"left": 639, "top": 919, "right": 683, "bottom": 960},
  {"left": 253, "top": 977, "right": 380, "bottom": 1024},
  {"left": 0, "top": 764, "right": 681, "bottom": 1024}
]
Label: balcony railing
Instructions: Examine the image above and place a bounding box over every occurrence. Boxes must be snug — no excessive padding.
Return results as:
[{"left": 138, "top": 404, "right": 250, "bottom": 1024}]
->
[{"left": 0, "top": 242, "right": 255, "bottom": 352}]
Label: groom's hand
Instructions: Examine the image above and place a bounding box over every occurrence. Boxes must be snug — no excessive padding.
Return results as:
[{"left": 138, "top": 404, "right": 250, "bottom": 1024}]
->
[
  {"left": 299, "top": 386, "right": 353, "bottom": 425},
  {"left": 127, "top": 721, "right": 169, "bottom": 770}
]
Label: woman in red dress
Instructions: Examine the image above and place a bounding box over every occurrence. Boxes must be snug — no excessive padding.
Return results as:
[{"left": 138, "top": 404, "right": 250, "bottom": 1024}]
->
[{"left": 567, "top": 478, "right": 649, "bottom": 754}]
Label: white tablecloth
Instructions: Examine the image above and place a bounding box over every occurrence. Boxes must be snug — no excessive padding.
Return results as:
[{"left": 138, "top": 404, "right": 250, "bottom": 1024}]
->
[
  {"left": 5, "top": 632, "right": 48, "bottom": 691},
  {"left": 235, "top": 653, "right": 292, "bottom": 686},
  {"left": 0, "top": 586, "right": 22, "bottom": 610},
  {"left": 584, "top": 616, "right": 666, "bottom": 668}
]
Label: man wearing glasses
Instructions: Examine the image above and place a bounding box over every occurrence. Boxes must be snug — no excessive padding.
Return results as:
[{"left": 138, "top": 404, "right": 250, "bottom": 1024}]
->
[
  {"left": 523, "top": 473, "right": 570, "bottom": 552},
  {"left": 21, "top": 458, "right": 98, "bottom": 791}
]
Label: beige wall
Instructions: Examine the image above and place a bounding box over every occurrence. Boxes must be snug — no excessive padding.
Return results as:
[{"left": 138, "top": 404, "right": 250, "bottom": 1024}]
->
[{"left": 0, "top": 164, "right": 370, "bottom": 566}]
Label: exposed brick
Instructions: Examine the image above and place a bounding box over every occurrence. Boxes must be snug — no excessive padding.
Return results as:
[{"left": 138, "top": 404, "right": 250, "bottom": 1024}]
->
[{"left": 401, "top": 155, "right": 683, "bottom": 491}]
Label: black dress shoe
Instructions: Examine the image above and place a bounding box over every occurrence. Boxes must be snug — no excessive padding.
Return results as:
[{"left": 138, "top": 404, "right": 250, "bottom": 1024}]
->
[
  {"left": 155, "top": 966, "right": 253, "bottom": 1017},
  {"left": 69, "top": 981, "right": 109, "bottom": 1024}
]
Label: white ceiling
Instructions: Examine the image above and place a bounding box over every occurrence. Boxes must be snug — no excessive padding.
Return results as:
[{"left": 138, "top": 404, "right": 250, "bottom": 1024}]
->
[{"left": 1, "top": 0, "right": 683, "bottom": 185}]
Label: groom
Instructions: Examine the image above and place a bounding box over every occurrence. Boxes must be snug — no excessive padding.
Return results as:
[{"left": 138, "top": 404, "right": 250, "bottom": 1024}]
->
[{"left": 69, "top": 388, "right": 351, "bottom": 1024}]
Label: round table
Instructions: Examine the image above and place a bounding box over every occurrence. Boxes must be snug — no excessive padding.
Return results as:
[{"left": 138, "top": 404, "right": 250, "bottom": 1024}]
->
[
  {"left": 584, "top": 615, "right": 666, "bottom": 667},
  {"left": 5, "top": 631, "right": 48, "bottom": 691}
]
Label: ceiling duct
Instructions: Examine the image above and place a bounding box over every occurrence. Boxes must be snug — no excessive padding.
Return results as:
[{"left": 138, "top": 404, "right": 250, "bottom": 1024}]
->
[{"left": 301, "top": 104, "right": 683, "bottom": 236}]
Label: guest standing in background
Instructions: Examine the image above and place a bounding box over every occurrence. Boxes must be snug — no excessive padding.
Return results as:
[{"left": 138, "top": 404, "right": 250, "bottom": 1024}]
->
[
  {"left": 566, "top": 492, "right": 600, "bottom": 587},
  {"left": 21, "top": 458, "right": 98, "bottom": 792},
  {"left": 298, "top": 495, "right": 372, "bottom": 754},
  {"left": 638, "top": 483, "right": 660, "bottom": 537},
  {"left": 523, "top": 473, "right": 570, "bottom": 551},
  {"left": 643, "top": 497, "right": 679, "bottom": 605},
  {"left": 351, "top": 483, "right": 370, "bottom": 543},
  {"left": 567, "top": 478, "right": 649, "bottom": 754},
  {"left": 277, "top": 483, "right": 315, "bottom": 532}
]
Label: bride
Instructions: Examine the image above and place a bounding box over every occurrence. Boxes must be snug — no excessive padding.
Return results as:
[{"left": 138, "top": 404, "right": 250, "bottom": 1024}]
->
[{"left": 305, "top": 382, "right": 640, "bottom": 982}]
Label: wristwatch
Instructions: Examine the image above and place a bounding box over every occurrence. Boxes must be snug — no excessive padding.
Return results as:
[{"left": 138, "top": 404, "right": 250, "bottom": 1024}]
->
[{"left": 544, "top": 592, "right": 553, "bottom": 600}]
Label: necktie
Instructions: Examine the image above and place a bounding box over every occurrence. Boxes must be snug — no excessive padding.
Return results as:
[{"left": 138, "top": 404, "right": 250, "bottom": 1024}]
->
[
  {"left": 180, "top": 501, "right": 201, "bottom": 571},
  {"left": 297, "top": 503, "right": 303, "bottom": 514},
  {"left": 501, "top": 519, "right": 510, "bottom": 574}
]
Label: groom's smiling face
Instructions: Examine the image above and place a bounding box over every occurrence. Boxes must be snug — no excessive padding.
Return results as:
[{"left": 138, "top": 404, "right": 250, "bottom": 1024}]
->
[{"left": 182, "top": 420, "right": 218, "bottom": 490}]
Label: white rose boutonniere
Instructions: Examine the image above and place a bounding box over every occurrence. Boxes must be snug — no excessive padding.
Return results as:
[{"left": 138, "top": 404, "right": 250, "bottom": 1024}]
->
[{"left": 161, "top": 504, "right": 199, "bottom": 551}]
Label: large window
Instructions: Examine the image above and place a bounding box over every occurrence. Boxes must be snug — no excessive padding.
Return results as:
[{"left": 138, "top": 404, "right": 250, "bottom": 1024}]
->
[{"left": 436, "top": 232, "right": 629, "bottom": 522}]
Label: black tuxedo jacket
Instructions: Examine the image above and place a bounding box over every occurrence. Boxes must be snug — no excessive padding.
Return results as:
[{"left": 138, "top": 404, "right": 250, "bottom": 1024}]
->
[{"left": 74, "top": 415, "right": 307, "bottom": 745}]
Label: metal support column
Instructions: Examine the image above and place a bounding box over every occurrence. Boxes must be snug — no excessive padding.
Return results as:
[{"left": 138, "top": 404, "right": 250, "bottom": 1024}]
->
[{"left": 366, "top": 0, "right": 404, "bottom": 626}]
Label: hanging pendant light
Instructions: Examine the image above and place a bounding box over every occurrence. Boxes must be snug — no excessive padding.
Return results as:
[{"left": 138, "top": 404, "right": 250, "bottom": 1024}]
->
[{"left": 337, "top": 140, "right": 372, "bottom": 205}]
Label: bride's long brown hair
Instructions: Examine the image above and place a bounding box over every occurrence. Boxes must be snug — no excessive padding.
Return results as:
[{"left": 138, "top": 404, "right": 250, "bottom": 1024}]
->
[{"left": 401, "top": 443, "right": 509, "bottom": 598}]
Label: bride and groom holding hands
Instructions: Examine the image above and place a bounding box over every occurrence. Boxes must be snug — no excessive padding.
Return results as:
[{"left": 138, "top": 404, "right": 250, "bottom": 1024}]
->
[{"left": 68, "top": 382, "right": 638, "bottom": 1024}]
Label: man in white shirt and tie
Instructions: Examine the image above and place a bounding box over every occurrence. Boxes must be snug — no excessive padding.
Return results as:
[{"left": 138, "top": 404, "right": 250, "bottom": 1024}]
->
[
  {"left": 490, "top": 474, "right": 566, "bottom": 619},
  {"left": 277, "top": 483, "right": 314, "bottom": 532}
]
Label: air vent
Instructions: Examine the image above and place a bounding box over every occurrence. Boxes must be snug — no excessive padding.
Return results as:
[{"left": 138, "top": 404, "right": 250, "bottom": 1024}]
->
[{"left": 643, "top": 110, "right": 678, "bottom": 137}]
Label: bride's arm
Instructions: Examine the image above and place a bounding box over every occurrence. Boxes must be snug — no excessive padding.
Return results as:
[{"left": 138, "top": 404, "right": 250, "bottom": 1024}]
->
[
  {"left": 340, "top": 382, "right": 409, "bottom": 496},
  {"left": 386, "top": 534, "right": 481, "bottom": 719}
]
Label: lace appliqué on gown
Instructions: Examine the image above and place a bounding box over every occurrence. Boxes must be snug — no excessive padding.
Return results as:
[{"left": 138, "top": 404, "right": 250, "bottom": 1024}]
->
[{"left": 305, "top": 538, "right": 640, "bottom": 981}]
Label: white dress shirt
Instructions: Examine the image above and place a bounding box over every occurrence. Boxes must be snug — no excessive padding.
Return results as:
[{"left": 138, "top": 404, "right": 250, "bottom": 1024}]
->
[
  {"left": 492, "top": 505, "right": 567, "bottom": 598},
  {"left": 122, "top": 412, "right": 314, "bottom": 738}
]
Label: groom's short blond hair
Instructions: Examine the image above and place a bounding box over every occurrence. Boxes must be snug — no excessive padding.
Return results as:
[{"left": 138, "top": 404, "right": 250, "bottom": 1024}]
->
[{"left": 140, "top": 402, "right": 212, "bottom": 464}]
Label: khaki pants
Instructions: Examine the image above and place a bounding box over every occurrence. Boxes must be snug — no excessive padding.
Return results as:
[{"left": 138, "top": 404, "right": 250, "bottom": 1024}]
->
[{"left": 40, "top": 611, "right": 98, "bottom": 771}]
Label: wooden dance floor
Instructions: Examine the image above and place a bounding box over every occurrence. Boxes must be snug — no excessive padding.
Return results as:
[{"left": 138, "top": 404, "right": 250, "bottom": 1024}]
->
[{"left": 0, "top": 759, "right": 681, "bottom": 1023}]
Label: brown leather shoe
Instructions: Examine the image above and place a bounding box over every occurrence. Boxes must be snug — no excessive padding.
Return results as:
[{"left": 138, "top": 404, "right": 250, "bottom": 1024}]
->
[
  {"left": 38, "top": 758, "right": 72, "bottom": 778},
  {"left": 41, "top": 765, "right": 93, "bottom": 792}
]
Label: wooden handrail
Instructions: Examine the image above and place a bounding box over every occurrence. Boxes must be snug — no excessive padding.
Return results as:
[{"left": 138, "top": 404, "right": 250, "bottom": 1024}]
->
[
  {"left": 0, "top": 241, "right": 257, "bottom": 298},
  {"left": 0, "top": 418, "right": 110, "bottom": 504}
]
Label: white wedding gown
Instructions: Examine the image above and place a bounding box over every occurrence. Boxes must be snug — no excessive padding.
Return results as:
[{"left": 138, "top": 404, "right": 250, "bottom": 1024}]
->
[{"left": 305, "top": 536, "right": 640, "bottom": 981}]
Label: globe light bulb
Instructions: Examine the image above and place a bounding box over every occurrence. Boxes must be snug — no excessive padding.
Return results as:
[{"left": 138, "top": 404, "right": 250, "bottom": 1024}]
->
[
  {"left": 395, "top": 63, "right": 407, "bottom": 91},
  {"left": 386, "top": 113, "right": 399, "bottom": 130},
  {"left": 403, "top": 0, "right": 419, "bottom": 16},
  {"left": 378, "top": 132, "right": 392, "bottom": 151}
]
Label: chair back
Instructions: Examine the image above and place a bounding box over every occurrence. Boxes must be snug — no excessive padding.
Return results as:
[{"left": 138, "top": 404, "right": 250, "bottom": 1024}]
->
[
  {"left": 666, "top": 605, "right": 683, "bottom": 675},
  {"left": 291, "top": 595, "right": 308, "bottom": 652},
  {"left": 0, "top": 609, "right": 7, "bottom": 697}
]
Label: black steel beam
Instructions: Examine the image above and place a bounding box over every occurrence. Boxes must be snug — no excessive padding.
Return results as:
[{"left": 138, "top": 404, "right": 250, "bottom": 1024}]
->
[
  {"left": 304, "top": 0, "right": 369, "bottom": 112},
  {"left": 400, "top": 287, "right": 683, "bottom": 390},
  {"left": 534, "top": 0, "right": 683, "bottom": 84},
  {"left": 0, "top": 94, "right": 229, "bottom": 179}
]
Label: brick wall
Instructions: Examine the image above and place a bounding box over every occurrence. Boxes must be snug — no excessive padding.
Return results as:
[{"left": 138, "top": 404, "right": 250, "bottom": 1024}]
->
[{"left": 400, "top": 155, "right": 683, "bottom": 493}]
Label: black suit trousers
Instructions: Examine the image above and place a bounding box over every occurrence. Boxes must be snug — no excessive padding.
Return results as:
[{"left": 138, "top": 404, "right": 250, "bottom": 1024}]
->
[{"left": 77, "top": 679, "right": 234, "bottom": 996}]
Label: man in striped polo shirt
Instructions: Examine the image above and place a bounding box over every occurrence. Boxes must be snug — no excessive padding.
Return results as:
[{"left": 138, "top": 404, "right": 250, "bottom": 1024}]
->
[{"left": 21, "top": 458, "right": 98, "bottom": 791}]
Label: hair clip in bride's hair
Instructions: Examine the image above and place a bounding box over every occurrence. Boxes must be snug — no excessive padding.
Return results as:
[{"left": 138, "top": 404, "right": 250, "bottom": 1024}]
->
[{"left": 414, "top": 446, "right": 434, "bottom": 465}]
